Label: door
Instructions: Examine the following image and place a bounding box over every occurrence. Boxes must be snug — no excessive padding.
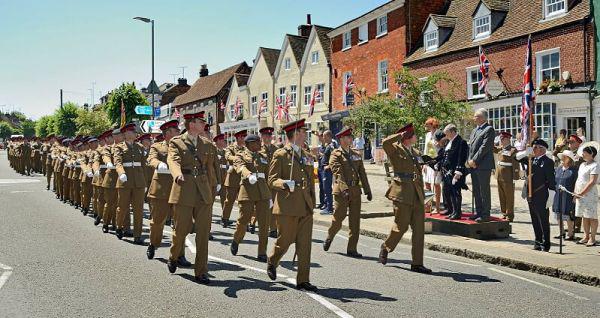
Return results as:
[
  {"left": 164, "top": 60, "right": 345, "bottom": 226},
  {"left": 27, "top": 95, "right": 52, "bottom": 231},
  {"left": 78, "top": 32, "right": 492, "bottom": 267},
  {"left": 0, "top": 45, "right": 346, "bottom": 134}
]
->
[{"left": 565, "top": 117, "right": 586, "bottom": 137}]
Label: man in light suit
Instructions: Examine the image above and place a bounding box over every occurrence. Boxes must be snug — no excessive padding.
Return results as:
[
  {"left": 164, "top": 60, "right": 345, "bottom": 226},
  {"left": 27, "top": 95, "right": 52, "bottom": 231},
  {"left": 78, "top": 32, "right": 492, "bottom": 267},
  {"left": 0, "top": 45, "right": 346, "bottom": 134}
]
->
[{"left": 467, "top": 108, "right": 495, "bottom": 222}]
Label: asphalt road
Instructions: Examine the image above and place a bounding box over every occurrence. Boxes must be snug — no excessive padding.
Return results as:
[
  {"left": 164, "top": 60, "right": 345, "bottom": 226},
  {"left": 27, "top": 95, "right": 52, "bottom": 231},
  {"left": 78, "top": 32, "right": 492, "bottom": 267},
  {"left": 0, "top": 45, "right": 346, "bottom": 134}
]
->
[{"left": 1, "top": 151, "right": 599, "bottom": 317}]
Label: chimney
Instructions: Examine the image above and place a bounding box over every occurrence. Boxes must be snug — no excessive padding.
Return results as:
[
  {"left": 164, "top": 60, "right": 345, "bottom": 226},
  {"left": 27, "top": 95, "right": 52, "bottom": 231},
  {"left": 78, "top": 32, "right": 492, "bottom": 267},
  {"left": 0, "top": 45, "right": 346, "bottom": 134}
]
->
[
  {"left": 199, "top": 64, "right": 209, "bottom": 77},
  {"left": 297, "top": 14, "right": 312, "bottom": 37},
  {"left": 177, "top": 78, "right": 188, "bottom": 86}
]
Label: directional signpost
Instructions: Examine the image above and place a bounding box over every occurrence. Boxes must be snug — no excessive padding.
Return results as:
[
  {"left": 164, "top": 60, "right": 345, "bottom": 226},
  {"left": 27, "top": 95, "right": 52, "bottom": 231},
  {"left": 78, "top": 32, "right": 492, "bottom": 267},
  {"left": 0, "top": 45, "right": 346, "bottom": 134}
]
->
[
  {"left": 134, "top": 105, "right": 153, "bottom": 116},
  {"left": 153, "top": 107, "right": 161, "bottom": 118},
  {"left": 140, "top": 120, "right": 165, "bottom": 133}
]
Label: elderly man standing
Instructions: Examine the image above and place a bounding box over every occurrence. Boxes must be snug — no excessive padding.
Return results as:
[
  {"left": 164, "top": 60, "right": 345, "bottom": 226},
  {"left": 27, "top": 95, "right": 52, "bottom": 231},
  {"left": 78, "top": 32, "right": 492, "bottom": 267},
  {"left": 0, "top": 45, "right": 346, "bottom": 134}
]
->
[{"left": 467, "top": 108, "right": 495, "bottom": 222}]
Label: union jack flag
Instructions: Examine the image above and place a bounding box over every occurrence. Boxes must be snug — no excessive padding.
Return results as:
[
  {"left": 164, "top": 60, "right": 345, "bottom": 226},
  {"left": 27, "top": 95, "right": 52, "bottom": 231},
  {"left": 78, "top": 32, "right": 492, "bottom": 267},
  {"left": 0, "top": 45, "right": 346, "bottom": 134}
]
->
[
  {"left": 173, "top": 107, "right": 180, "bottom": 119},
  {"left": 521, "top": 35, "right": 535, "bottom": 143},
  {"left": 258, "top": 98, "right": 266, "bottom": 120},
  {"left": 234, "top": 97, "right": 243, "bottom": 119},
  {"left": 344, "top": 75, "right": 354, "bottom": 95},
  {"left": 219, "top": 99, "right": 226, "bottom": 111},
  {"left": 478, "top": 46, "right": 490, "bottom": 93},
  {"left": 309, "top": 88, "right": 320, "bottom": 117}
]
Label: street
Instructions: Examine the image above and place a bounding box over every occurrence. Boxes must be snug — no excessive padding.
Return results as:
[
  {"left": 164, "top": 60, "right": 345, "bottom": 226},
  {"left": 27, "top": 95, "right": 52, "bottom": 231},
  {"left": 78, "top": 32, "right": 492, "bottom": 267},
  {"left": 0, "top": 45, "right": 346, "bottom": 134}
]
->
[{"left": 0, "top": 152, "right": 599, "bottom": 318}]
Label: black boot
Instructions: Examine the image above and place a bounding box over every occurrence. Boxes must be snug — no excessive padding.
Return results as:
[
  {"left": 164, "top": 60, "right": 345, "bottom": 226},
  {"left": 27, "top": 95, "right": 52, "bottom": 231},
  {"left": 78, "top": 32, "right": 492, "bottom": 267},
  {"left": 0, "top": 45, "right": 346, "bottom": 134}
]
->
[
  {"left": 230, "top": 241, "right": 238, "bottom": 256},
  {"left": 146, "top": 245, "right": 155, "bottom": 259},
  {"left": 116, "top": 228, "right": 124, "bottom": 240},
  {"left": 323, "top": 238, "right": 332, "bottom": 251},
  {"left": 94, "top": 215, "right": 101, "bottom": 226}
]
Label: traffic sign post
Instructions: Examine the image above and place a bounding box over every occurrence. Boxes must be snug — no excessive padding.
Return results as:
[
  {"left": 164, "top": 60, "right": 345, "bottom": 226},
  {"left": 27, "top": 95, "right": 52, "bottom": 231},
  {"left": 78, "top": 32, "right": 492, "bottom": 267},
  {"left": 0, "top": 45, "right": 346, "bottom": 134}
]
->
[
  {"left": 140, "top": 120, "right": 165, "bottom": 133},
  {"left": 153, "top": 107, "right": 161, "bottom": 118},
  {"left": 135, "top": 105, "right": 153, "bottom": 116}
]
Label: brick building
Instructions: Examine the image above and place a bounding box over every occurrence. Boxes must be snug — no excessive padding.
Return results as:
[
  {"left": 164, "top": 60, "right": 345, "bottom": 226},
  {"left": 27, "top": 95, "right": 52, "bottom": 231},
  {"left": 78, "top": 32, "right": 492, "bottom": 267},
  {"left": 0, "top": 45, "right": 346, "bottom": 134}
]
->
[
  {"left": 404, "top": 0, "right": 595, "bottom": 145},
  {"left": 325, "top": 0, "right": 448, "bottom": 135}
]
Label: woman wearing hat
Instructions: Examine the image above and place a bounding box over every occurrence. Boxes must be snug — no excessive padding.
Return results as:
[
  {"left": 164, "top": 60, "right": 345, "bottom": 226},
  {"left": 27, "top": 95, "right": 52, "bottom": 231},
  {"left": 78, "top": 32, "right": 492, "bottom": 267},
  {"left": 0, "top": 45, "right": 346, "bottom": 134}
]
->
[
  {"left": 574, "top": 144, "right": 599, "bottom": 246},
  {"left": 553, "top": 150, "right": 578, "bottom": 240}
]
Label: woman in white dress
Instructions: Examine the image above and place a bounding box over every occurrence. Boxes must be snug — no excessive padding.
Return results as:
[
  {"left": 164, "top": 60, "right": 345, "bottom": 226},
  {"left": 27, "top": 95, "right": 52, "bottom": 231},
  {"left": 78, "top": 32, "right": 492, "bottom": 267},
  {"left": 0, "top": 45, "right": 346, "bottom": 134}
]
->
[
  {"left": 574, "top": 146, "right": 598, "bottom": 246},
  {"left": 423, "top": 117, "right": 442, "bottom": 213}
]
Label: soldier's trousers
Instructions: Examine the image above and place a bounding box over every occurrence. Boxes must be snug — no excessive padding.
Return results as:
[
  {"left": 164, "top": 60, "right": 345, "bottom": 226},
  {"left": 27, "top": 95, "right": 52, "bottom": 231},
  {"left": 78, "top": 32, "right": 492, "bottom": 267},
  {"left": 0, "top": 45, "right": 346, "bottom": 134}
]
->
[
  {"left": 222, "top": 186, "right": 239, "bottom": 221},
  {"left": 268, "top": 213, "right": 313, "bottom": 284},
  {"left": 149, "top": 198, "right": 171, "bottom": 247},
  {"left": 169, "top": 202, "right": 212, "bottom": 277},
  {"left": 71, "top": 178, "right": 81, "bottom": 205},
  {"left": 498, "top": 181, "right": 515, "bottom": 220},
  {"left": 116, "top": 187, "right": 145, "bottom": 237},
  {"left": 82, "top": 179, "right": 93, "bottom": 210},
  {"left": 103, "top": 187, "right": 117, "bottom": 227},
  {"left": 93, "top": 185, "right": 104, "bottom": 217},
  {"left": 328, "top": 190, "right": 362, "bottom": 252},
  {"left": 234, "top": 200, "right": 270, "bottom": 256},
  {"left": 46, "top": 165, "right": 53, "bottom": 189},
  {"left": 62, "top": 177, "right": 71, "bottom": 201},
  {"left": 55, "top": 172, "right": 63, "bottom": 197},
  {"left": 383, "top": 198, "right": 425, "bottom": 266}
]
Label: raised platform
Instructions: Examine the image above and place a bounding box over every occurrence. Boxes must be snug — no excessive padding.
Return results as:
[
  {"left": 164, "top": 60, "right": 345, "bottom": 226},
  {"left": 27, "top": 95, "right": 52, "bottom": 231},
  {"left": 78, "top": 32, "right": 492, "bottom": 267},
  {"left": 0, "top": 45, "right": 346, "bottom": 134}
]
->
[{"left": 425, "top": 212, "right": 511, "bottom": 240}]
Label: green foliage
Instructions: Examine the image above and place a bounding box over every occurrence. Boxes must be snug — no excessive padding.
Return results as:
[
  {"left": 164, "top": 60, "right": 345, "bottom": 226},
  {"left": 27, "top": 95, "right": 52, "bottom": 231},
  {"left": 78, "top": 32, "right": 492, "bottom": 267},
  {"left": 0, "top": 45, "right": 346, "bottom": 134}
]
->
[
  {"left": 21, "top": 119, "right": 36, "bottom": 138},
  {"left": 9, "top": 111, "right": 27, "bottom": 122},
  {"left": 104, "top": 83, "right": 149, "bottom": 125},
  {"left": 46, "top": 115, "right": 58, "bottom": 136},
  {"left": 0, "top": 122, "right": 13, "bottom": 139},
  {"left": 344, "top": 67, "right": 472, "bottom": 138},
  {"left": 76, "top": 108, "right": 111, "bottom": 136},
  {"left": 35, "top": 116, "right": 52, "bottom": 137},
  {"left": 53, "top": 102, "right": 80, "bottom": 137}
]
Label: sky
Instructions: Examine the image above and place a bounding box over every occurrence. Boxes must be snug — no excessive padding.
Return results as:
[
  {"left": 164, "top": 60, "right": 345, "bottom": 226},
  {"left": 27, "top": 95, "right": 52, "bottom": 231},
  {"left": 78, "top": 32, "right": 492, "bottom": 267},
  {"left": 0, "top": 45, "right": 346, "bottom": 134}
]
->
[{"left": 0, "top": 0, "right": 389, "bottom": 119}]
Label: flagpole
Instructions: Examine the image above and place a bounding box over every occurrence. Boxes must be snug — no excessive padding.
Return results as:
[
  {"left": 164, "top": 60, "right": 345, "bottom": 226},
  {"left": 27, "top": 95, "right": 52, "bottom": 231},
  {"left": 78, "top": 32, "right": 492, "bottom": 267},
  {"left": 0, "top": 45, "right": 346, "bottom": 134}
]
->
[{"left": 527, "top": 35, "right": 534, "bottom": 199}]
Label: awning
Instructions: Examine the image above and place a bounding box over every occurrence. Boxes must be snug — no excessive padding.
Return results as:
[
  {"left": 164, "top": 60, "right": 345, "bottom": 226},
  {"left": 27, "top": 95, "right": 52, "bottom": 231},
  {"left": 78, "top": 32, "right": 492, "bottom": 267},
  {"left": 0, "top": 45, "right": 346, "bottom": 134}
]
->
[{"left": 321, "top": 109, "right": 350, "bottom": 121}]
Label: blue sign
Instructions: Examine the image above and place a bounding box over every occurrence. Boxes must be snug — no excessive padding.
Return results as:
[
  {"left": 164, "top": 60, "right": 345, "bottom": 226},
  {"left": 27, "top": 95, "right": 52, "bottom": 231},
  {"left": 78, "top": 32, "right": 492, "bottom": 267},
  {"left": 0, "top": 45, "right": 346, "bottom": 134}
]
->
[
  {"left": 153, "top": 107, "right": 161, "bottom": 117},
  {"left": 134, "top": 105, "right": 153, "bottom": 115}
]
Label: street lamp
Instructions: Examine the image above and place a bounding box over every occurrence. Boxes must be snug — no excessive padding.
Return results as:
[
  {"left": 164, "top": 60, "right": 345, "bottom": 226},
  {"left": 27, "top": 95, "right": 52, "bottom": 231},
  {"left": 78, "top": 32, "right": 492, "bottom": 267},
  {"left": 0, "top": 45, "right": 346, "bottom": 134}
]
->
[{"left": 133, "top": 16, "right": 156, "bottom": 119}]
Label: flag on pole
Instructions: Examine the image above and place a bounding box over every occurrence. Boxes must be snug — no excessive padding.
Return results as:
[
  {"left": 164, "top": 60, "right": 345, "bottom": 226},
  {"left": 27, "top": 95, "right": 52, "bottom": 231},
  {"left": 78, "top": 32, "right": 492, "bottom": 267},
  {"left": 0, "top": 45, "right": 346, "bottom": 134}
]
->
[
  {"left": 120, "top": 99, "right": 126, "bottom": 128},
  {"left": 344, "top": 75, "right": 355, "bottom": 108},
  {"left": 219, "top": 99, "right": 226, "bottom": 111},
  {"left": 233, "top": 97, "right": 242, "bottom": 119},
  {"left": 521, "top": 35, "right": 535, "bottom": 144},
  {"left": 309, "top": 88, "right": 320, "bottom": 117},
  {"left": 173, "top": 107, "right": 180, "bottom": 119},
  {"left": 478, "top": 46, "right": 490, "bottom": 93},
  {"left": 258, "top": 98, "right": 267, "bottom": 120}
]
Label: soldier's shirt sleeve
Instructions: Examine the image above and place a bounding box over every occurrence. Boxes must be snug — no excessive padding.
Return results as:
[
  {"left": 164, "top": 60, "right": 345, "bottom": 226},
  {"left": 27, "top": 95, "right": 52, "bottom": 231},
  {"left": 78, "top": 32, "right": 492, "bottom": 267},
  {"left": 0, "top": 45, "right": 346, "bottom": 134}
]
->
[
  {"left": 225, "top": 146, "right": 237, "bottom": 163},
  {"left": 329, "top": 150, "right": 347, "bottom": 191},
  {"left": 212, "top": 144, "right": 222, "bottom": 185},
  {"left": 114, "top": 145, "right": 126, "bottom": 176},
  {"left": 382, "top": 132, "right": 401, "bottom": 156},
  {"left": 234, "top": 153, "right": 253, "bottom": 179},
  {"left": 147, "top": 144, "right": 161, "bottom": 169},
  {"left": 268, "top": 150, "right": 287, "bottom": 191},
  {"left": 102, "top": 147, "right": 113, "bottom": 165},
  {"left": 167, "top": 140, "right": 183, "bottom": 180},
  {"left": 358, "top": 158, "right": 371, "bottom": 194},
  {"left": 92, "top": 151, "right": 100, "bottom": 172}
]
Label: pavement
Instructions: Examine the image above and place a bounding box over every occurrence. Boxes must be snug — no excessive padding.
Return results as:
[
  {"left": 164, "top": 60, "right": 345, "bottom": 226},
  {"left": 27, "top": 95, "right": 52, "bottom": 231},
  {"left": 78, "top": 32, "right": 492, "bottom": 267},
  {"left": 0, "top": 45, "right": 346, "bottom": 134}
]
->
[
  {"left": 1, "top": 152, "right": 600, "bottom": 317},
  {"left": 314, "top": 163, "right": 600, "bottom": 287}
]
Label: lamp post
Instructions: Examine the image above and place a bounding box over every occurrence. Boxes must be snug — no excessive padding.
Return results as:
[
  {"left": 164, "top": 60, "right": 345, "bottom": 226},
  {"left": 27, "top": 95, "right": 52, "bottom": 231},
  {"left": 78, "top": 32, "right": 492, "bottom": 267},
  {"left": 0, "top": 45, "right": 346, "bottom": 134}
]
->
[{"left": 133, "top": 16, "right": 156, "bottom": 119}]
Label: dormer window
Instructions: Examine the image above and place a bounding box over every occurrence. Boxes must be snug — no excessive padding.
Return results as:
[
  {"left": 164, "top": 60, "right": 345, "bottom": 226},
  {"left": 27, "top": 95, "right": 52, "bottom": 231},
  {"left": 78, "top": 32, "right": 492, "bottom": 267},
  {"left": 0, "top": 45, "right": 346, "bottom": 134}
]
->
[
  {"left": 424, "top": 31, "right": 438, "bottom": 52},
  {"left": 544, "top": 0, "right": 566, "bottom": 18},
  {"left": 473, "top": 15, "right": 490, "bottom": 39}
]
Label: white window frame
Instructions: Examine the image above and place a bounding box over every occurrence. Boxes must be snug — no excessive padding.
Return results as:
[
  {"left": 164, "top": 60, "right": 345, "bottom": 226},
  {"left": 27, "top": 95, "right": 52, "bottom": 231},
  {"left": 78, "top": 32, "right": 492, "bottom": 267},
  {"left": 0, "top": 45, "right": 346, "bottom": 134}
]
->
[
  {"left": 316, "top": 83, "right": 325, "bottom": 103},
  {"left": 544, "top": 0, "right": 567, "bottom": 19},
  {"left": 378, "top": 60, "right": 389, "bottom": 93},
  {"left": 229, "top": 104, "right": 235, "bottom": 119},
  {"left": 535, "top": 48, "right": 561, "bottom": 87},
  {"left": 343, "top": 71, "right": 353, "bottom": 106},
  {"left": 311, "top": 51, "right": 319, "bottom": 64},
  {"left": 466, "top": 66, "right": 486, "bottom": 100},
  {"left": 424, "top": 31, "right": 438, "bottom": 52},
  {"left": 304, "top": 86, "right": 312, "bottom": 106},
  {"left": 358, "top": 23, "right": 368, "bottom": 44},
  {"left": 290, "top": 85, "right": 297, "bottom": 107},
  {"left": 284, "top": 58, "right": 291, "bottom": 70},
  {"left": 343, "top": 31, "right": 352, "bottom": 50},
  {"left": 377, "top": 15, "right": 388, "bottom": 37},
  {"left": 250, "top": 96, "right": 258, "bottom": 116},
  {"left": 279, "top": 87, "right": 286, "bottom": 105},
  {"left": 260, "top": 92, "right": 268, "bottom": 114},
  {"left": 473, "top": 15, "right": 491, "bottom": 40}
]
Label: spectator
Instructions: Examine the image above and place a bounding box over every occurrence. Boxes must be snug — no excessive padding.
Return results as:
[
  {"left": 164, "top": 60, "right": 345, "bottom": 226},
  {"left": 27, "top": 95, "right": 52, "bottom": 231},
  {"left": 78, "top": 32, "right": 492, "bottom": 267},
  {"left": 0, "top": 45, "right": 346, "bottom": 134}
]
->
[
  {"left": 552, "top": 129, "right": 567, "bottom": 165},
  {"left": 316, "top": 132, "right": 325, "bottom": 209},
  {"left": 576, "top": 127, "right": 586, "bottom": 143},
  {"left": 320, "top": 130, "right": 335, "bottom": 215},
  {"left": 353, "top": 135, "right": 365, "bottom": 159},
  {"left": 423, "top": 117, "right": 442, "bottom": 213},
  {"left": 514, "top": 132, "right": 526, "bottom": 151},
  {"left": 440, "top": 124, "right": 468, "bottom": 219},
  {"left": 467, "top": 108, "right": 495, "bottom": 222},
  {"left": 553, "top": 150, "right": 578, "bottom": 240},
  {"left": 574, "top": 145, "right": 598, "bottom": 246}
]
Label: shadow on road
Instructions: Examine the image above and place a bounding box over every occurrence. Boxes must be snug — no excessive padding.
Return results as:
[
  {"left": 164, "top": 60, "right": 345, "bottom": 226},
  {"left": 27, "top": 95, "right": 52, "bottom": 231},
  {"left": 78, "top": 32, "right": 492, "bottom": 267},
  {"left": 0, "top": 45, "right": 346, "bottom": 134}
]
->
[
  {"left": 279, "top": 281, "right": 397, "bottom": 303},
  {"left": 177, "top": 274, "right": 286, "bottom": 298}
]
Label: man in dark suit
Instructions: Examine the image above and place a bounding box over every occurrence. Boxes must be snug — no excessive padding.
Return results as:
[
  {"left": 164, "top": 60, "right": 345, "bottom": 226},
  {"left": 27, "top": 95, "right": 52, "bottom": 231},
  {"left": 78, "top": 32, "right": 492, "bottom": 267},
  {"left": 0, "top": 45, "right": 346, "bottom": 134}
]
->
[
  {"left": 516, "top": 139, "right": 556, "bottom": 252},
  {"left": 440, "top": 124, "right": 468, "bottom": 220},
  {"left": 467, "top": 108, "right": 495, "bottom": 222}
]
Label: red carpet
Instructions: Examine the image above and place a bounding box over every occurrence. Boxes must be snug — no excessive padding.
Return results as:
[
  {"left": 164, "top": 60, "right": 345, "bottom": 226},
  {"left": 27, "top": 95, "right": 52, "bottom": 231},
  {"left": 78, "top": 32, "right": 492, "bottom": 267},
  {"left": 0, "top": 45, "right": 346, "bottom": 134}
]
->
[{"left": 425, "top": 212, "right": 507, "bottom": 224}]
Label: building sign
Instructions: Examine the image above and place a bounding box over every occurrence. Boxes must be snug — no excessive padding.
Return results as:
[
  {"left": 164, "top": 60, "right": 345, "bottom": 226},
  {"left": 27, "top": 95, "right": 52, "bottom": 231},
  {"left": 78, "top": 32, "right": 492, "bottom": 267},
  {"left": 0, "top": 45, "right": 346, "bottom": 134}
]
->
[
  {"left": 556, "top": 106, "right": 588, "bottom": 115},
  {"left": 219, "top": 118, "right": 259, "bottom": 133}
]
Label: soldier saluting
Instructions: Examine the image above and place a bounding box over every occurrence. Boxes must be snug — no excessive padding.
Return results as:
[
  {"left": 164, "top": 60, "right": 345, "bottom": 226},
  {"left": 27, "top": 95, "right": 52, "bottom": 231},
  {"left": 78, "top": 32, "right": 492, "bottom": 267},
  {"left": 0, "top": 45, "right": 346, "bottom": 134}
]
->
[
  {"left": 266, "top": 119, "right": 317, "bottom": 291},
  {"left": 323, "top": 127, "right": 372, "bottom": 258},
  {"left": 378, "top": 123, "right": 432, "bottom": 274}
]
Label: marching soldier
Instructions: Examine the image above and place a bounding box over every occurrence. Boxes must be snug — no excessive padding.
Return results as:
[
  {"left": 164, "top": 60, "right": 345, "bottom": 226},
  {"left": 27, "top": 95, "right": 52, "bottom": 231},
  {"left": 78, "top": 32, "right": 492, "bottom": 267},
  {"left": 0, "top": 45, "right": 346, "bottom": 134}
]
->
[
  {"left": 80, "top": 138, "right": 97, "bottom": 216},
  {"left": 146, "top": 120, "right": 180, "bottom": 259},
  {"left": 62, "top": 140, "right": 74, "bottom": 204},
  {"left": 31, "top": 138, "right": 42, "bottom": 173},
  {"left": 493, "top": 132, "right": 519, "bottom": 222},
  {"left": 166, "top": 111, "right": 220, "bottom": 284},
  {"left": 19, "top": 138, "right": 32, "bottom": 175},
  {"left": 230, "top": 134, "right": 271, "bottom": 262},
  {"left": 214, "top": 133, "right": 228, "bottom": 208},
  {"left": 43, "top": 135, "right": 56, "bottom": 191},
  {"left": 222, "top": 130, "right": 247, "bottom": 227},
  {"left": 137, "top": 133, "right": 154, "bottom": 189},
  {"left": 266, "top": 119, "right": 317, "bottom": 291},
  {"left": 91, "top": 132, "right": 108, "bottom": 226},
  {"left": 55, "top": 138, "right": 68, "bottom": 201},
  {"left": 70, "top": 140, "right": 82, "bottom": 209},
  {"left": 113, "top": 123, "right": 146, "bottom": 244},
  {"left": 378, "top": 123, "right": 432, "bottom": 274},
  {"left": 259, "top": 127, "right": 278, "bottom": 238},
  {"left": 323, "top": 127, "right": 372, "bottom": 258},
  {"left": 101, "top": 129, "right": 121, "bottom": 233}
]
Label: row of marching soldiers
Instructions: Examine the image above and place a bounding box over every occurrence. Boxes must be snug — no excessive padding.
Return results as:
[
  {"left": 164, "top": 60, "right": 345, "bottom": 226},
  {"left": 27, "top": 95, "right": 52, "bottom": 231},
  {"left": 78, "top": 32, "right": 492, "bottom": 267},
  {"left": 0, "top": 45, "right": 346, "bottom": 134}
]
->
[
  {"left": 7, "top": 111, "right": 433, "bottom": 290},
  {"left": 6, "top": 136, "right": 46, "bottom": 176}
]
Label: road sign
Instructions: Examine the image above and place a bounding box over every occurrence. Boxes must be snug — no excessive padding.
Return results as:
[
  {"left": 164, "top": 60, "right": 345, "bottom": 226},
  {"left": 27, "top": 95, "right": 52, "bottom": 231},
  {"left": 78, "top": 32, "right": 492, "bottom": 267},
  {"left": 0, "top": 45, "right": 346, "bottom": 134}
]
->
[
  {"left": 153, "top": 107, "right": 161, "bottom": 117},
  {"left": 140, "top": 120, "right": 165, "bottom": 133},
  {"left": 135, "top": 105, "right": 153, "bottom": 115}
]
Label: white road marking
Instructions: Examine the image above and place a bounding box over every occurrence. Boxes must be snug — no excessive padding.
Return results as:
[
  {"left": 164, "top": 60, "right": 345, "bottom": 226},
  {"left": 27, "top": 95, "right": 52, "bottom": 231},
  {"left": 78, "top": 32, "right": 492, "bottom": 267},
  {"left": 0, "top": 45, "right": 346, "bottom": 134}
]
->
[
  {"left": 10, "top": 190, "right": 36, "bottom": 193},
  {"left": 182, "top": 237, "right": 353, "bottom": 318},
  {"left": 424, "top": 255, "right": 481, "bottom": 267},
  {"left": 0, "top": 179, "right": 40, "bottom": 184},
  {"left": 488, "top": 268, "right": 589, "bottom": 301},
  {"left": 313, "top": 228, "right": 370, "bottom": 248},
  {"left": 0, "top": 262, "right": 13, "bottom": 290}
]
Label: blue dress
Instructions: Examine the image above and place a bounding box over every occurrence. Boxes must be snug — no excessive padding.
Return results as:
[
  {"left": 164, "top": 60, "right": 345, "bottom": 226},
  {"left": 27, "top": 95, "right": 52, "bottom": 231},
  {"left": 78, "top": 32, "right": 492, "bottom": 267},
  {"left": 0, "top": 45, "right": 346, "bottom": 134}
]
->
[{"left": 552, "top": 166, "right": 577, "bottom": 221}]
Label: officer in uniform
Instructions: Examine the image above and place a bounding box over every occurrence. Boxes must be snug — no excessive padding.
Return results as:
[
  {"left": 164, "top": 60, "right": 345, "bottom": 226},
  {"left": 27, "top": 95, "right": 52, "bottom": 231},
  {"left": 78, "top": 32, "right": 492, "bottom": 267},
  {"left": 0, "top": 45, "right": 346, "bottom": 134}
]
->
[
  {"left": 146, "top": 120, "right": 180, "bottom": 259},
  {"left": 137, "top": 133, "right": 154, "bottom": 189},
  {"left": 81, "top": 137, "right": 98, "bottom": 216},
  {"left": 43, "top": 135, "right": 56, "bottom": 190},
  {"left": 230, "top": 134, "right": 271, "bottom": 262},
  {"left": 20, "top": 138, "right": 32, "bottom": 175},
  {"left": 259, "top": 127, "right": 278, "bottom": 238},
  {"left": 101, "top": 129, "right": 121, "bottom": 233},
  {"left": 517, "top": 139, "right": 556, "bottom": 251},
  {"left": 378, "top": 123, "right": 432, "bottom": 274},
  {"left": 166, "top": 111, "right": 220, "bottom": 284},
  {"left": 222, "top": 129, "right": 247, "bottom": 227},
  {"left": 62, "top": 140, "right": 74, "bottom": 204},
  {"left": 114, "top": 123, "right": 146, "bottom": 244},
  {"left": 91, "top": 132, "right": 108, "bottom": 226},
  {"left": 214, "top": 133, "right": 228, "bottom": 208},
  {"left": 266, "top": 119, "right": 317, "bottom": 291},
  {"left": 31, "top": 138, "right": 42, "bottom": 174},
  {"left": 323, "top": 127, "right": 372, "bottom": 258},
  {"left": 493, "top": 132, "right": 520, "bottom": 221},
  {"left": 55, "top": 138, "right": 68, "bottom": 201}
]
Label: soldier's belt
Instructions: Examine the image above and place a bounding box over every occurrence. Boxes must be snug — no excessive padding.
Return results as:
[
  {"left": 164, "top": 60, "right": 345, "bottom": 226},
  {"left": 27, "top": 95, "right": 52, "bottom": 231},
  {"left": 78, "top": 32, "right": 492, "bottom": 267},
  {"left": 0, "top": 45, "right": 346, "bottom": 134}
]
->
[
  {"left": 182, "top": 168, "right": 206, "bottom": 176},
  {"left": 293, "top": 180, "right": 309, "bottom": 189},
  {"left": 394, "top": 172, "right": 417, "bottom": 180},
  {"left": 99, "top": 165, "right": 108, "bottom": 169},
  {"left": 343, "top": 180, "right": 360, "bottom": 187},
  {"left": 156, "top": 169, "right": 171, "bottom": 174},
  {"left": 498, "top": 162, "right": 513, "bottom": 167},
  {"left": 122, "top": 162, "right": 142, "bottom": 167},
  {"left": 252, "top": 172, "right": 266, "bottom": 179},
  {"left": 220, "top": 164, "right": 228, "bottom": 169}
]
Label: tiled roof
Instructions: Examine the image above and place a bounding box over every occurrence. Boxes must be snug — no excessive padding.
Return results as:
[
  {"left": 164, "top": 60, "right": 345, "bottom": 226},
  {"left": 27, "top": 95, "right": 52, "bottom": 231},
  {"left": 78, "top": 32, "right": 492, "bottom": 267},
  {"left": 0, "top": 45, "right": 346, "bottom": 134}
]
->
[
  {"left": 287, "top": 34, "right": 308, "bottom": 66},
  {"left": 314, "top": 25, "right": 334, "bottom": 63},
  {"left": 260, "top": 47, "right": 281, "bottom": 76},
  {"left": 173, "top": 62, "right": 248, "bottom": 106},
  {"left": 480, "top": 0, "right": 510, "bottom": 12},
  {"left": 234, "top": 73, "right": 250, "bottom": 87},
  {"left": 405, "top": 0, "right": 590, "bottom": 64},
  {"left": 430, "top": 15, "right": 457, "bottom": 29}
]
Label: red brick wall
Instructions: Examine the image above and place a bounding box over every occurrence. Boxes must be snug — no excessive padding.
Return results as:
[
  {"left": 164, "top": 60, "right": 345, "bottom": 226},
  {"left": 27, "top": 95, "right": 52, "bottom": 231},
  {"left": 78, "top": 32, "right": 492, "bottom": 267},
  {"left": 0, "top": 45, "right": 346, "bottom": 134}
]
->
[
  {"left": 405, "top": 23, "right": 595, "bottom": 101},
  {"left": 406, "top": 0, "right": 449, "bottom": 53}
]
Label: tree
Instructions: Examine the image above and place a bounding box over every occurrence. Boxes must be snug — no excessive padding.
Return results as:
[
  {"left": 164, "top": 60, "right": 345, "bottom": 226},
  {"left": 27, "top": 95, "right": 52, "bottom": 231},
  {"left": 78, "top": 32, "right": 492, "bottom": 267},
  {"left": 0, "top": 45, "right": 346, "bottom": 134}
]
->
[
  {"left": 46, "top": 115, "right": 58, "bottom": 136},
  {"left": 0, "top": 122, "right": 13, "bottom": 139},
  {"left": 104, "top": 83, "right": 149, "bottom": 125},
  {"left": 21, "top": 119, "right": 36, "bottom": 138},
  {"left": 53, "top": 102, "right": 79, "bottom": 137},
  {"left": 344, "top": 67, "right": 472, "bottom": 138},
  {"left": 76, "top": 108, "right": 111, "bottom": 136},
  {"left": 35, "top": 115, "right": 53, "bottom": 137}
]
